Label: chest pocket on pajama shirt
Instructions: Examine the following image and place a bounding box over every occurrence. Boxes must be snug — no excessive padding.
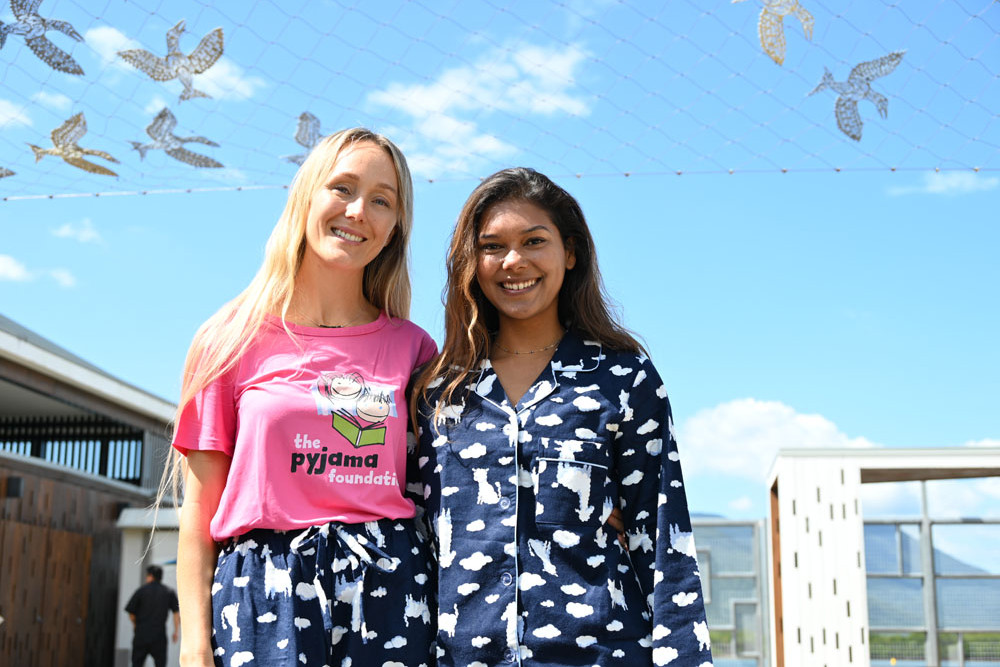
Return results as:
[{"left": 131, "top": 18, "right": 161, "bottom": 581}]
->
[{"left": 532, "top": 443, "right": 615, "bottom": 529}]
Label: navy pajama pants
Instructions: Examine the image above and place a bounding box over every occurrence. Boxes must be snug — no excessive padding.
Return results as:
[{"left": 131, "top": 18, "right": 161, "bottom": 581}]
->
[{"left": 210, "top": 519, "right": 435, "bottom": 667}]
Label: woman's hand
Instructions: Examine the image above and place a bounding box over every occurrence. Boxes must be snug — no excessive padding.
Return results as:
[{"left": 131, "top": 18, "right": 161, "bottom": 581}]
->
[
  {"left": 606, "top": 506, "right": 627, "bottom": 547},
  {"left": 179, "top": 648, "right": 216, "bottom": 667}
]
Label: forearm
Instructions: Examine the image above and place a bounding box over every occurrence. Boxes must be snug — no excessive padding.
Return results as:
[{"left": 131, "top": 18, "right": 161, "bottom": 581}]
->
[
  {"left": 175, "top": 450, "right": 230, "bottom": 666},
  {"left": 177, "top": 498, "right": 218, "bottom": 659}
]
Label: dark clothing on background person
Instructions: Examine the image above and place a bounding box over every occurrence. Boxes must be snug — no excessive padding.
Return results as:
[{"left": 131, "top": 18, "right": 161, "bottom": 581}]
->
[{"left": 125, "top": 580, "right": 179, "bottom": 667}]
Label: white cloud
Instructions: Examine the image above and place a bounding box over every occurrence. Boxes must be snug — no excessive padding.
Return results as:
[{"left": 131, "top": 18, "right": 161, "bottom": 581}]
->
[
  {"left": 728, "top": 496, "right": 754, "bottom": 512},
  {"left": 0, "top": 255, "right": 32, "bottom": 281},
  {"left": 861, "top": 477, "right": 1000, "bottom": 520},
  {"left": 973, "top": 477, "right": 1000, "bottom": 503},
  {"left": 887, "top": 171, "right": 1000, "bottom": 196},
  {"left": 372, "top": 44, "right": 588, "bottom": 117},
  {"left": 31, "top": 91, "right": 73, "bottom": 112},
  {"left": 678, "top": 398, "right": 876, "bottom": 481},
  {"left": 52, "top": 218, "right": 103, "bottom": 244},
  {"left": 200, "top": 168, "right": 248, "bottom": 185},
  {"left": 195, "top": 58, "right": 267, "bottom": 101},
  {"left": 0, "top": 255, "right": 76, "bottom": 288},
  {"left": 859, "top": 480, "right": 922, "bottom": 517},
  {"left": 85, "top": 26, "right": 142, "bottom": 67},
  {"left": 144, "top": 95, "right": 170, "bottom": 115},
  {"left": 0, "top": 99, "right": 32, "bottom": 128},
  {"left": 369, "top": 42, "right": 589, "bottom": 176},
  {"left": 49, "top": 269, "right": 76, "bottom": 288},
  {"left": 964, "top": 438, "right": 1000, "bottom": 448},
  {"left": 926, "top": 476, "right": 1000, "bottom": 520}
]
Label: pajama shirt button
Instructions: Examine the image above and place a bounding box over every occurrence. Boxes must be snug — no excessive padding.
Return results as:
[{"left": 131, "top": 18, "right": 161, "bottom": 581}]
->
[
  {"left": 504, "top": 648, "right": 517, "bottom": 662},
  {"left": 501, "top": 571, "right": 513, "bottom": 586},
  {"left": 499, "top": 496, "right": 511, "bottom": 509}
]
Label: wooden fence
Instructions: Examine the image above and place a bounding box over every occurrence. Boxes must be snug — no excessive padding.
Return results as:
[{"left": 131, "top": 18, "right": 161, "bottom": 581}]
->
[{"left": 1, "top": 453, "right": 152, "bottom": 667}]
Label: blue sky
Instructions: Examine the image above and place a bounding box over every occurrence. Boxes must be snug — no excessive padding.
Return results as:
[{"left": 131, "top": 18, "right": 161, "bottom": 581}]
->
[{"left": 2, "top": 0, "right": 998, "bottom": 520}]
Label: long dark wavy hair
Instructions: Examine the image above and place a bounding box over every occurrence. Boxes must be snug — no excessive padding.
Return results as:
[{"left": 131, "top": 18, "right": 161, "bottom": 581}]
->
[{"left": 413, "top": 167, "right": 644, "bottom": 420}]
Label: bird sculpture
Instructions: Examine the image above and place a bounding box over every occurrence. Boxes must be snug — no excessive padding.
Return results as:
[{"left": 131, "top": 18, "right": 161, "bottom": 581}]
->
[
  {"left": 809, "top": 51, "right": 905, "bottom": 141},
  {"left": 0, "top": 0, "right": 85, "bottom": 75},
  {"left": 28, "top": 112, "right": 119, "bottom": 176},
  {"left": 733, "top": 0, "right": 813, "bottom": 66},
  {"left": 130, "top": 107, "right": 223, "bottom": 168},
  {"left": 0, "top": 167, "right": 14, "bottom": 178},
  {"left": 284, "top": 112, "right": 321, "bottom": 165},
  {"left": 118, "top": 20, "right": 224, "bottom": 103}
]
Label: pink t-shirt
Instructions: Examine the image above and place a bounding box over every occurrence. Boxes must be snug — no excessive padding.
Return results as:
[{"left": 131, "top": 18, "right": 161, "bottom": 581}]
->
[{"left": 172, "top": 312, "right": 437, "bottom": 541}]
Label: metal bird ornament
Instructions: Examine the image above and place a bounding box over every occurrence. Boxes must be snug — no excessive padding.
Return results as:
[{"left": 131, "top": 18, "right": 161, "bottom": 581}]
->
[
  {"left": 284, "top": 112, "right": 320, "bottom": 165},
  {"left": 809, "top": 51, "right": 905, "bottom": 141},
  {"left": 118, "top": 20, "right": 224, "bottom": 103},
  {"left": 0, "top": 0, "right": 85, "bottom": 75},
  {"left": 130, "top": 107, "right": 223, "bottom": 168},
  {"left": 0, "top": 167, "right": 14, "bottom": 178},
  {"left": 733, "top": 0, "right": 813, "bottom": 66},
  {"left": 28, "top": 112, "right": 119, "bottom": 176}
]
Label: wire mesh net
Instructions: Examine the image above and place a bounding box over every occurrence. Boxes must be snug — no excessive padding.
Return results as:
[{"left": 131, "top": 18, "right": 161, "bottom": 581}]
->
[{"left": 1, "top": 0, "right": 997, "bottom": 200}]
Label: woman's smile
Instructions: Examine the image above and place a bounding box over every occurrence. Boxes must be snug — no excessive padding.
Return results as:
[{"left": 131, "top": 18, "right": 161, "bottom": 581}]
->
[{"left": 500, "top": 277, "right": 540, "bottom": 292}]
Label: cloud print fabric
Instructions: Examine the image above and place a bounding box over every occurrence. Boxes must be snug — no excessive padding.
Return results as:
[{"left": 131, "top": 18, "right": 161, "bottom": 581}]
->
[{"left": 417, "top": 332, "right": 714, "bottom": 666}]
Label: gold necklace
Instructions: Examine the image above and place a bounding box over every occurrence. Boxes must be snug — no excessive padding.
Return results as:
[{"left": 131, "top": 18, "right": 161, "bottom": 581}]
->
[{"left": 494, "top": 331, "right": 565, "bottom": 355}]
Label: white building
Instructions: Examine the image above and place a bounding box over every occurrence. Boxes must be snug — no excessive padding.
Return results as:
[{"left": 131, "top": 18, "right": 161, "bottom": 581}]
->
[{"left": 766, "top": 448, "right": 1000, "bottom": 667}]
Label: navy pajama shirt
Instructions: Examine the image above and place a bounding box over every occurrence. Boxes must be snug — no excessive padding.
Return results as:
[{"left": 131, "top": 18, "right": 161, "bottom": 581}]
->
[{"left": 416, "top": 333, "right": 713, "bottom": 666}]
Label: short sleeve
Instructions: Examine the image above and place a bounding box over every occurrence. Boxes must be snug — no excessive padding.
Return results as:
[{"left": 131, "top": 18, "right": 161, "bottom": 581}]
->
[
  {"left": 416, "top": 328, "right": 438, "bottom": 368},
  {"left": 171, "top": 367, "right": 237, "bottom": 457},
  {"left": 124, "top": 589, "right": 140, "bottom": 614},
  {"left": 404, "top": 328, "right": 438, "bottom": 518}
]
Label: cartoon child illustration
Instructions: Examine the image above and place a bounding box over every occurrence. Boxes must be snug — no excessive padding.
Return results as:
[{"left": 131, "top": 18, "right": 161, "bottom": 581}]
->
[
  {"left": 357, "top": 390, "right": 392, "bottom": 422},
  {"left": 318, "top": 373, "right": 392, "bottom": 448},
  {"left": 321, "top": 372, "right": 364, "bottom": 404}
]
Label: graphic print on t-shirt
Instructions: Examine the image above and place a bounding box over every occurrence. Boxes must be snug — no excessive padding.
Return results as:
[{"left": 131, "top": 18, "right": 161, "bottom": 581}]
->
[{"left": 315, "top": 372, "right": 397, "bottom": 448}]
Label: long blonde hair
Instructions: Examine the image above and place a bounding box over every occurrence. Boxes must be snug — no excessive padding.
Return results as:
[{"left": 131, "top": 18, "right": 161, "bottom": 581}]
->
[
  {"left": 162, "top": 127, "right": 414, "bottom": 503},
  {"left": 413, "top": 167, "right": 642, "bottom": 422}
]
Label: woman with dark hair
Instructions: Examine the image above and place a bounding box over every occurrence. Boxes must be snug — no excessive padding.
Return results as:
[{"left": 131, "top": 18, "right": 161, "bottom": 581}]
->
[{"left": 413, "top": 167, "right": 712, "bottom": 666}]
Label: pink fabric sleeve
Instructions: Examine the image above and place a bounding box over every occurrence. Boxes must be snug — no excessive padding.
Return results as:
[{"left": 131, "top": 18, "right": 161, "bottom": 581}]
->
[
  {"left": 416, "top": 329, "right": 438, "bottom": 367},
  {"left": 172, "top": 369, "right": 237, "bottom": 457}
]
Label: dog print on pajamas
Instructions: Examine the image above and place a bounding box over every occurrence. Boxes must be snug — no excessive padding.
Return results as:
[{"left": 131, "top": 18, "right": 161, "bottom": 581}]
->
[{"left": 417, "top": 332, "right": 713, "bottom": 666}]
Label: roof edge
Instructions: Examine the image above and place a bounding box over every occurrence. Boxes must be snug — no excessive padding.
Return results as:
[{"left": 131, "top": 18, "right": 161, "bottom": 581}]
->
[{"left": 0, "top": 318, "right": 175, "bottom": 423}]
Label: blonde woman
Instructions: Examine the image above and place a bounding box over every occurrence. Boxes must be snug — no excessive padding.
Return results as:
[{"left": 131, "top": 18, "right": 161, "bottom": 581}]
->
[
  {"left": 414, "top": 168, "right": 712, "bottom": 666},
  {"left": 172, "top": 128, "right": 436, "bottom": 666}
]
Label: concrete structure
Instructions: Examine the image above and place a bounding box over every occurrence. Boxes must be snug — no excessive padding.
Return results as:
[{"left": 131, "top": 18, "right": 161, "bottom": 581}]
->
[
  {"left": 766, "top": 448, "right": 1000, "bottom": 667},
  {"left": 0, "top": 312, "right": 175, "bottom": 491},
  {"left": 117, "top": 507, "right": 181, "bottom": 667},
  {"left": 0, "top": 313, "right": 175, "bottom": 666}
]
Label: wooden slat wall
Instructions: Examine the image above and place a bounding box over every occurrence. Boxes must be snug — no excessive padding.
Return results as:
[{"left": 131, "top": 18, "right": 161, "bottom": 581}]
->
[
  {"left": 0, "top": 522, "right": 48, "bottom": 665},
  {"left": 40, "top": 530, "right": 92, "bottom": 666},
  {"left": 1, "top": 463, "right": 150, "bottom": 667}
]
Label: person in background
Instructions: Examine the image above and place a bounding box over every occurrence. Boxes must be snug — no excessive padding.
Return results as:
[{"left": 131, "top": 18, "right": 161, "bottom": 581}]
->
[
  {"left": 170, "top": 127, "right": 436, "bottom": 666},
  {"left": 413, "top": 167, "right": 713, "bottom": 666},
  {"left": 125, "top": 564, "right": 180, "bottom": 667}
]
